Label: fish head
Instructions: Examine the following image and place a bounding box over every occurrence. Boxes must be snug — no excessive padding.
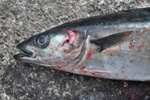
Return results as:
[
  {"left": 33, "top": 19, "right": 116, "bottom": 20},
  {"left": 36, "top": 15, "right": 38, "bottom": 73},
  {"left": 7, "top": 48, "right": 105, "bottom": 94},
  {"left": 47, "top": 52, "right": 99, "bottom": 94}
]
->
[{"left": 14, "top": 29, "right": 86, "bottom": 67}]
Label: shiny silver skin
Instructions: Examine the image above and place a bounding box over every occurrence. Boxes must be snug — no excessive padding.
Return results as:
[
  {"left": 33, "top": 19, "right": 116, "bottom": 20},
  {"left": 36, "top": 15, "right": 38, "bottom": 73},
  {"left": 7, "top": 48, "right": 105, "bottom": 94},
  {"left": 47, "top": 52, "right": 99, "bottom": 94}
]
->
[{"left": 14, "top": 8, "right": 150, "bottom": 81}]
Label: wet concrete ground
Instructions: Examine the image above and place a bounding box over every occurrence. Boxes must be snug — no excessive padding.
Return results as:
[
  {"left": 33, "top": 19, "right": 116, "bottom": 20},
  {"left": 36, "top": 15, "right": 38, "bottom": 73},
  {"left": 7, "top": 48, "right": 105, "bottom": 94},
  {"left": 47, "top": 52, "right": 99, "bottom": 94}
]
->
[{"left": 0, "top": 0, "right": 150, "bottom": 100}]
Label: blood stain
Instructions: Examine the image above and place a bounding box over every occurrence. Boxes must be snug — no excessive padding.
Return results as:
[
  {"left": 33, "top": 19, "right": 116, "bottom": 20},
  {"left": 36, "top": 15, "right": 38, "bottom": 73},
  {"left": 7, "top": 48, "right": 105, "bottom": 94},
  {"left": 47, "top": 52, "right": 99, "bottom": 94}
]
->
[
  {"left": 138, "top": 29, "right": 150, "bottom": 35},
  {"left": 137, "top": 43, "right": 145, "bottom": 52},
  {"left": 62, "top": 39, "right": 69, "bottom": 47},
  {"left": 80, "top": 66, "right": 86, "bottom": 70},
  {"left": 71, "top": 67, "right": 77, "bottom": 72},
  {"left": 109, "top": 53, "right": 113, "bottom": 56},
  {"left": 63, "top": 49, "right": 68, "bottom": 53},
  {"left": 90, "top": 72, "right": 104, "bottom": 77},
  {"left": 80, "top": 70, "right": 87, "bottom": 74},
  {"left": 129, "top": 40, "right": 134, "bottom": 49},
  {"left": 77, "top": 46, "right": 80, "bottom": 49},
  {"left": 122, "top": 66, "right": 125, "bottom": 69},
  {"left": 87, "top": 48, "right": 92, "bottom": 59}
]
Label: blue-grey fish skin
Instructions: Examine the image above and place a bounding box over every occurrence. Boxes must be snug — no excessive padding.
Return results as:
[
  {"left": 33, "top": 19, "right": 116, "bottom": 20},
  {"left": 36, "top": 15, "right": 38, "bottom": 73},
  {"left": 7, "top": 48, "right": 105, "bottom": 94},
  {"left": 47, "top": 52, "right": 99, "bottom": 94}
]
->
[{"left": 14, "top": 8, "right": 150, "bottom": 81}]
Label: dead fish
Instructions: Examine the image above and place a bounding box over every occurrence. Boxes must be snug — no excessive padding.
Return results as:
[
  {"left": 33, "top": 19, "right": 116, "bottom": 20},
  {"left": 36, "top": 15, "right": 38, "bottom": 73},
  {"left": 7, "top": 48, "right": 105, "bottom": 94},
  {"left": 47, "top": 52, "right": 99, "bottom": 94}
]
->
[{"left": 14, "top": 7, "right": 150, "bottom": 81}]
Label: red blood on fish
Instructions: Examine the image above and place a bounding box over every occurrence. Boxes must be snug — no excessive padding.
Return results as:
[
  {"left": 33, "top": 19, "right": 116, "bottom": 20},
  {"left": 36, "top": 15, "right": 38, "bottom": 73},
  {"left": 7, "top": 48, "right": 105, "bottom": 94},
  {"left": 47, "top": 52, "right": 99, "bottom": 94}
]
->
[
  {"left": 71, "top": 67, "right": 77, "bottom": 72},
  {"left": 79, "top": 70, "right": 87, "bottom": 74},
  {"left": 137, "top": 43, "right": 145, "bottom": 52},
  {"left": 62, "top": 29, "right": 78, "bottom": 46},
  {"left": 87, "top": 48, "right": 92, "bottom": 59},
  {"left": 63, "top": 49, "right": 68, "bottom": 53},
  {"left": 80, "top": 66, "right": 86, "bottom": 70},
  {"left": 62, "top": 39, "right": 69, "bottom": 47},
  {"left": 77, "top": 46, "right": 80, "bottom": 49},
  {"left": 90, "top": 72, "right": 104, "bottom": 77},
  {"left": 137, "top": 45, "right": 144, "bottom": 52},
  {"left": 138, "top": 29, "right": 150, "bottom": 35},
  {"left": 129, "top": 40, "right": 134, "bottom": 49},
  {"left": 122, "top": 66, "right": 125, "bottom": 69},
  {"left": 109, "top": 53, "right": 113, "bottom": 56}
]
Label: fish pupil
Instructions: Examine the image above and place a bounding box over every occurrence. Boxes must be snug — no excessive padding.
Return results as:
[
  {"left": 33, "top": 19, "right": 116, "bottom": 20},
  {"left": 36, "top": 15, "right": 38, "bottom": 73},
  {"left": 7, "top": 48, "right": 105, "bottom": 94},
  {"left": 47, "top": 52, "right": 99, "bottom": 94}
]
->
[{"left": 39, "top": 36, "right": 45, "bottom": 44}]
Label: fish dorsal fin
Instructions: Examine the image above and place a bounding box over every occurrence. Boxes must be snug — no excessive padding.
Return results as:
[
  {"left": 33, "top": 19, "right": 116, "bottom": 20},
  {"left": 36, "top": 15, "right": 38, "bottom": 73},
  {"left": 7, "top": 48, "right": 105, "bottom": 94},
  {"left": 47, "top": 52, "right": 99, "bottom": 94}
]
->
[
  {"left": 90, "top": 31, "right": 132, "bottom": 52},
  {"left": 122, "top": 7, "right": 150, "bottom": 12}
]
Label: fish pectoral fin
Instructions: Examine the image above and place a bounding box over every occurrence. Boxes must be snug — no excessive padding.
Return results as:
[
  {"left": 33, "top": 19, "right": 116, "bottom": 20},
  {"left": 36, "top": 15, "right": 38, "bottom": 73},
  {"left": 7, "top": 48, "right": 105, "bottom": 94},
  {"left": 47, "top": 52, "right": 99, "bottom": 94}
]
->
[
  {"left": 122, "top": 7, "right": 150, "bottom": 12},
  {"left": 90, "top": 31, "right": 132, "bottom": 52}
]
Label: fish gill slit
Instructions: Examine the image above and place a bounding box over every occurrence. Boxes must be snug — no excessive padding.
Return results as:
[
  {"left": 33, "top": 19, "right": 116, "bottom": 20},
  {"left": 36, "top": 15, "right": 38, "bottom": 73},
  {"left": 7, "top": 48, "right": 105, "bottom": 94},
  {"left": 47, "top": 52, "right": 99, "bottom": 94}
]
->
[{"left": 72, "top": 30, "right": 89, "bottom": 66}]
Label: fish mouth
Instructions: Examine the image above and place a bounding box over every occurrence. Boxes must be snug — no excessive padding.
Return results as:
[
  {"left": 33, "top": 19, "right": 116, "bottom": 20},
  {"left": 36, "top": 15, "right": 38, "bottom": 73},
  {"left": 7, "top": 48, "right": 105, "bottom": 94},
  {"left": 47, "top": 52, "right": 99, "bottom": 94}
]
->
[{"left": 14, "top": 43, "right": 34, "bottom": 60}]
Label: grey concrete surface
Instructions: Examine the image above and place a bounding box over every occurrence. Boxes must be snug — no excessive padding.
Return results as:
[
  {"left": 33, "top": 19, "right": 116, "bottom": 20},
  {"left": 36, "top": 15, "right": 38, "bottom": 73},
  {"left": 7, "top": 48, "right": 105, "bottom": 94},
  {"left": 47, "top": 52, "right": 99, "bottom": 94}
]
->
[{"left": 0, "top": 0, "right": 150, "bottom": 100}]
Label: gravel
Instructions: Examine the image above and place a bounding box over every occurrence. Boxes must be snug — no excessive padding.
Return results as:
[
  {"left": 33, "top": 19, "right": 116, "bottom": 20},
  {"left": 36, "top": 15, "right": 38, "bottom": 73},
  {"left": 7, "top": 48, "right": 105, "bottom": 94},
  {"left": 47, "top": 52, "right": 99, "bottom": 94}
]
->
[{"left": 1, "top": 0, "right": 150, "bottom": 100}]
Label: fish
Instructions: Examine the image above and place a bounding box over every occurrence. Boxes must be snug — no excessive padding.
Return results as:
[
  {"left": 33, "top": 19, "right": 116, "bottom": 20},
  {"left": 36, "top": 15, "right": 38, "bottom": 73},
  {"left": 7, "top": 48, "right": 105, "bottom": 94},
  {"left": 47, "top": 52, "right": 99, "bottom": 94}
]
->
[{"left": 14, "top": 7, "right": 150, "bottom": 81}]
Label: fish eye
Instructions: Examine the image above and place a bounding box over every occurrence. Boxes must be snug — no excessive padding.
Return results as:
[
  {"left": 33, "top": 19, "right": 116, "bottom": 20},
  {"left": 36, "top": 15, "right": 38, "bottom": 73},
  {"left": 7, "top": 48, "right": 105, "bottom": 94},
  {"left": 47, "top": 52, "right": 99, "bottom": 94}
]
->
[
  {"left": 34, "top": 34, "right": 50, "bottom": 48},
  {"left": 38, "top": 36, "right": 46, "bottom": 45}
]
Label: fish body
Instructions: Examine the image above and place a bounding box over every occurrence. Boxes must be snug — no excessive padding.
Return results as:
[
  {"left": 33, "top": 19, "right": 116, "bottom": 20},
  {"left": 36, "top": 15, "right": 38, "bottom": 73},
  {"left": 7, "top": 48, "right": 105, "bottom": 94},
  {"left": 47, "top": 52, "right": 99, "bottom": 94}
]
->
[{"left": 14, "top": 8, "right": 150, "bottom": 81}]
